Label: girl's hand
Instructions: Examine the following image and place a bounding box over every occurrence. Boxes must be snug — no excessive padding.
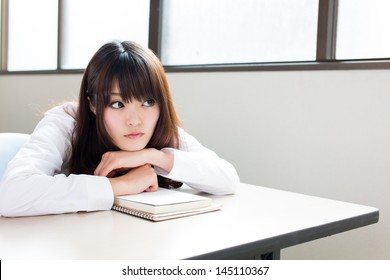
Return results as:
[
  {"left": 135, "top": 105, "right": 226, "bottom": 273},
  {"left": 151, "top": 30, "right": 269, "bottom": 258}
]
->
[
  {"left": 94, "top": 150, "right": 151, "bottom": 177},
  {"left": 108, "top": 164, "right": 158, "bottom": 196},
  {"left": 94, "top": 149, "right": 174, "bottom": 177}
]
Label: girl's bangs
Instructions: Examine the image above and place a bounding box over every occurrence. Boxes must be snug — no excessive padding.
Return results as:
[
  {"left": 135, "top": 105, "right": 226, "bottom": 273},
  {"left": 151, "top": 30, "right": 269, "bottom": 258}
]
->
[{"left": 113, "top": 55, "right": 158, "bottom": 104}]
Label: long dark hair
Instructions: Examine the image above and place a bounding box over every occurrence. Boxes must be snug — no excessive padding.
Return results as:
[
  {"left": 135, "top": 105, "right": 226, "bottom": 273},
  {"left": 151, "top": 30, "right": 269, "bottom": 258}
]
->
[{"left": 69, "top": 41, "right": 182, "bottom": 188}]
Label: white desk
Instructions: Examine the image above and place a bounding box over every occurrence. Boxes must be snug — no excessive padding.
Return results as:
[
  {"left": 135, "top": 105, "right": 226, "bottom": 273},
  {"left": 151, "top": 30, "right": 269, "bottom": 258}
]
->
[{"left": 0, "top": 183, "right": 379, "bottom": 259}]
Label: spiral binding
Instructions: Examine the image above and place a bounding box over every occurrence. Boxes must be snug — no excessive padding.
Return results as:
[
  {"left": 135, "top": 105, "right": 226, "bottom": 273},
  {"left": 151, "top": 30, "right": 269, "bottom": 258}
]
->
[{"left": 112, "top": 205, "right": 154, "bottom": 220}]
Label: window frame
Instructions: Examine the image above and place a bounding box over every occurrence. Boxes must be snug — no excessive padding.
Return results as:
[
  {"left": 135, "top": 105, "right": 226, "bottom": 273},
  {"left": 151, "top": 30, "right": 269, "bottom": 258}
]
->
[{"left": 1, "top": 0, "right": 390, "bottom": 74}]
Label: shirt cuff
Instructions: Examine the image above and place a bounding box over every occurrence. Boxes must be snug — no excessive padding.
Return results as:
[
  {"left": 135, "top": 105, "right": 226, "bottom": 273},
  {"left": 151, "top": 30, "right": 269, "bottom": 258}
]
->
[{"left": 84, "top": 175, "right": 114, "bottom": 211}]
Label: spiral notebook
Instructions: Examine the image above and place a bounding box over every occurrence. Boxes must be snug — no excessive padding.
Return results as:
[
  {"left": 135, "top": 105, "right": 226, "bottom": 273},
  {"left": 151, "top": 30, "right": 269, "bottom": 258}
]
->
[{"left": 112, "top": 188, "right": 222, "bottom": 221}]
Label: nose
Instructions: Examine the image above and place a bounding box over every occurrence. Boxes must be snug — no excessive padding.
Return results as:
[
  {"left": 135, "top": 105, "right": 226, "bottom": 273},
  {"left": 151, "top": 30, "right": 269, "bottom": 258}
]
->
[{"left": 126, "top": 107, "right": 142, "bottom": 127}]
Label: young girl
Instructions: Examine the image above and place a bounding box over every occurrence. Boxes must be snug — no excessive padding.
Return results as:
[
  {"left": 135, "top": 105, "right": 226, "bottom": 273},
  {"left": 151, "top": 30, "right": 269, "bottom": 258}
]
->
[{"left": 0, "top": 41, "right": 239, "bottom": 217}]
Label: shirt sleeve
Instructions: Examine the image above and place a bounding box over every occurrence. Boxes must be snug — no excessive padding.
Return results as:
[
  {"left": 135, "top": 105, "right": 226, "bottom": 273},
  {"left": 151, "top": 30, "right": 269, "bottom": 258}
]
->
[
  {"left": 0, "top": 104, "right": 114, "bottom": 217},
  {"left": 154, "top": 128, "right": 240, "bottom": 195}
]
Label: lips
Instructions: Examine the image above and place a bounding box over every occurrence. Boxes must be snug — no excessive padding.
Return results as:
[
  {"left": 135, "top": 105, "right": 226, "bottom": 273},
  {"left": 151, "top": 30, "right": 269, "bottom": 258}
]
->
[{"left": 125, "top": 132, "right": 144, "bottom": 139}]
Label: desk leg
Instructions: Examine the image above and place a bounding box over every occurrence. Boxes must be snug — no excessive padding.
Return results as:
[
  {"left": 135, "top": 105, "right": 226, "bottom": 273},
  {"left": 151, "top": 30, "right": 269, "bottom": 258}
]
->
[{"left": 256, "top": 250, "right": 280, "bottom": 260}]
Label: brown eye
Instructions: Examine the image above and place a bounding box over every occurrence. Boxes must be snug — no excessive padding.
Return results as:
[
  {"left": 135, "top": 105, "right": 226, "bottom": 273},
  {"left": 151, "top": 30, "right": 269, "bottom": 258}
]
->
[
  {"left": 110, "top": 101, "right": 124, "bottom": 109},
  {"left": 143, "top": 99, "right": 155, "bottom": 107}
]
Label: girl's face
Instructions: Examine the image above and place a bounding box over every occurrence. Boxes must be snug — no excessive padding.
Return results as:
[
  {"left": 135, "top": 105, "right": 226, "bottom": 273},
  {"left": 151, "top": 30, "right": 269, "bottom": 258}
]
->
[{"left": 102, "top": 83, "right": 160, "bottom": 152}]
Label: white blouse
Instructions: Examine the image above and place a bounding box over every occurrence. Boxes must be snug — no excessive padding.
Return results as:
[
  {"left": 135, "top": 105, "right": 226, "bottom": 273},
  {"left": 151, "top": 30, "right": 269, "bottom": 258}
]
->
[{"left": 0, "top": 103, "right": 239, "bottom": 217}]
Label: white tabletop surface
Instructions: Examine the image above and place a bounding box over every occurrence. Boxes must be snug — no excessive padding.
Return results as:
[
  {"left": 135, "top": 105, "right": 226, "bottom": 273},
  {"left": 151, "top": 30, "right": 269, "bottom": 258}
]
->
[{"left": 0, "top": 183, "right": 379, "bottom": 259}]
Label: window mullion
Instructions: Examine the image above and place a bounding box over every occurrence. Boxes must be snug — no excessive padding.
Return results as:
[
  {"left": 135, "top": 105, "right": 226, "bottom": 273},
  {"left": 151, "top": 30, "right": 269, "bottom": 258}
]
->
[
  {"left": 1, "top": 0, "right": 9, "bottom": 71},
  {"left": 316, "top": 0, "right": 338, "bottom": 61},
  {"left": 148, "top": 0, "right": 161, "bottom": 57},
  {"left": 57, "top": 0, "right": 62, "bottom": 70}
]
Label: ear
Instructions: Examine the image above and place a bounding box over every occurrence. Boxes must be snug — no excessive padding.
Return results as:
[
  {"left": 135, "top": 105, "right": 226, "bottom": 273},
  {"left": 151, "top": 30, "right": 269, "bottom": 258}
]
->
[{"left": 87, "top": 97, "right": 96, "bottom": 115}]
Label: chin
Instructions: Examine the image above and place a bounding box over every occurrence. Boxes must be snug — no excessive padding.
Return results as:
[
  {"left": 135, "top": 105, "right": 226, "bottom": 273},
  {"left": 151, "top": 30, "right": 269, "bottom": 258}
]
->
[{"left": 120, "top": 145, "right": 147, "bottom": 152}]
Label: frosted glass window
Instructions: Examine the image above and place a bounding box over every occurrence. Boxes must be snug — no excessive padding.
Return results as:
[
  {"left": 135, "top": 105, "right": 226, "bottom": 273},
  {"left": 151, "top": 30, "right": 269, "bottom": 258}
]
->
[
  {"left": 161, "top": 0, "right": 319, "bottom": 65},
  {"left": 61, "top": 0, "right": 150, "bottom": 69},
  {"left": 8, "top": 0, "right": 58, "bottom": 71},
  {"left": 336, "top": 0, "right": 390, "bottom": 60}
]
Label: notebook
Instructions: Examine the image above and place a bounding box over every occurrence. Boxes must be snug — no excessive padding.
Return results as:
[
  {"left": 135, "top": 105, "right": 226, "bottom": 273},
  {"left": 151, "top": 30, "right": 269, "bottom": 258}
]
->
[{"left": 112, "top": 188, "right": 221, "bottom": 221}]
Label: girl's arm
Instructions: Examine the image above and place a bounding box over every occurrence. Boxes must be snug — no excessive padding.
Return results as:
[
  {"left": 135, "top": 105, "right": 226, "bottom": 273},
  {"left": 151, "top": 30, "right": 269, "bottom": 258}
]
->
[
  {"left": 0, "top": 104, "right": 114, "bottom": 217},
  {"left": 94, "top": 148, "right": 174, "bottom": 179},
  {"left": 154, "top": 128, "right": 240, "bottom": 195}
]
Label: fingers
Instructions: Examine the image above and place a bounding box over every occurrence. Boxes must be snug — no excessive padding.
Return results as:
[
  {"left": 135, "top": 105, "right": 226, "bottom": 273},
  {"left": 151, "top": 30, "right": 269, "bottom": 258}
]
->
[
  {"left": 94, "top": 150, "right": 150, "bottom": 177},
  {"left": 95, "top": 151, "right": 129, "bottom": 176},
  {"left": 144, "top": 180, "right": 159, "bottom": 192},
  {"left": 94, "top": 152, "right": 115, "bottom": 176},
  {"left": 136, "top": 164, "right": 158, "bottom": 192},
  {"left": 109, "top": 164, "right": 159, "bottom": 196}
]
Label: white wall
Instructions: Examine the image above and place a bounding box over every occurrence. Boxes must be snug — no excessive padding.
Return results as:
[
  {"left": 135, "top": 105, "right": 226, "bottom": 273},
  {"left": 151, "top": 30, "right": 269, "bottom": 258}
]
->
[
  {"left": 0, "top": 74, "right": 82, "bottom": 133},
  {"left": 1, "top": 69, "right": 389, "bottom": 259}
]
